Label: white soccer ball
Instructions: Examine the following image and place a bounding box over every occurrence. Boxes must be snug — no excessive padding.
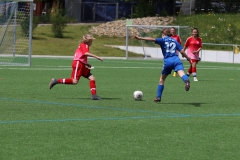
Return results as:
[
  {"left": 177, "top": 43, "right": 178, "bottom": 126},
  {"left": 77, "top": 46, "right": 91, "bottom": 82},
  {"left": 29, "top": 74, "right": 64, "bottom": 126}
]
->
[{"left": 133, "top": 90, "right": 143, "bottom": 101}]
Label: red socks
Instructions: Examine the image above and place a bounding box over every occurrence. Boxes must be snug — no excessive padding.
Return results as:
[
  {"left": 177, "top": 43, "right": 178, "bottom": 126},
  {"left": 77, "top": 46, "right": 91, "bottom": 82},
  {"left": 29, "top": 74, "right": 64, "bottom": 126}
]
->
[
  {"left": 192, "top": 67, "right": 196, "bottom": 76},
  {"left": 192, "top": 67, "right": 196, "bottom": 73},
  {"left": 57, "top": 78, "right": 73, "bottom": 84},
  {"left": 90, "top": 80, "right": 96, "bottom": 95},
  {"left": 188, "top": 66, "right": 197, "bottom": 76},
  {"left": 188, "top": 66, "right": 192, "bottom": 75},
  {"left": 55, "top": 79, "right": 97, "bottom": 95}
]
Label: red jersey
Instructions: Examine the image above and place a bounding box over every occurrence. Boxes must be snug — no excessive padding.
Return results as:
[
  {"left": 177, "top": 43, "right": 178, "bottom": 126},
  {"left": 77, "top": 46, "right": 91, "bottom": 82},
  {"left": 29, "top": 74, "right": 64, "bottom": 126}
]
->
[
  {"left": 73, "top": 43, "right": 89, "bottom": 64},
  {"left": 184, "top": 36, "right": 202, "bottom": 60},
  {"left": 171, "top": 35, "right": 181, "bottom": 45}
]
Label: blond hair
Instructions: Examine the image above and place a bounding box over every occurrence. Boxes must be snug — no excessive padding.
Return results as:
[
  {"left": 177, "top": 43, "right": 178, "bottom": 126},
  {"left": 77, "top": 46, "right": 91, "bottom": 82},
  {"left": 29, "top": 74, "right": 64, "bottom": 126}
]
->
[{"left": 81, "top": 34, "right": 95, "bottom": 43}]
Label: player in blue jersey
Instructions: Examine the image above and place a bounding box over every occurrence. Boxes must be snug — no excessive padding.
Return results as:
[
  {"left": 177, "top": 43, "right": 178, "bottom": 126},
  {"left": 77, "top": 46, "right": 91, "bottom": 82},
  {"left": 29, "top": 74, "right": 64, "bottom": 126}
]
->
[{"left": 134, "top": 28, "right": 191, "bottom": 102}]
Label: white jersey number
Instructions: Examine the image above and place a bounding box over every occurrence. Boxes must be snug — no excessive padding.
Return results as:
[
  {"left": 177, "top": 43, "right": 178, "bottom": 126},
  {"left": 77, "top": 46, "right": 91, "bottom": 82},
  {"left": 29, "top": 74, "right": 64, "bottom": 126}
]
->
[{"left": 165, "top": 42, "right": 176, "bottom": 54}]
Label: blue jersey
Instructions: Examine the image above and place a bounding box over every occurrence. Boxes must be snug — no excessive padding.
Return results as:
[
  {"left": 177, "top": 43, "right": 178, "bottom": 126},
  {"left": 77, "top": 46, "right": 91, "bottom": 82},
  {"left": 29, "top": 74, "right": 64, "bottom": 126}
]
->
[
  {"left": 155, "top": 36, "right": 183, "bottom": 59},
  {"left": 155, "top": 36, "right": 185, "bottom": 75}
]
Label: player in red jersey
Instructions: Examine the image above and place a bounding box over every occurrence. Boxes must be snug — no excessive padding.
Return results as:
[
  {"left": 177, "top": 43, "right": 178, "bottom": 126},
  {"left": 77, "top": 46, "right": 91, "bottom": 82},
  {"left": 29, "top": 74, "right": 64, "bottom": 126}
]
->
[
  {"left": 183, "top": 27, "right": 202, "bottom": 81},
  {"left": 49, "top": 34, "right": 103, "bottom": 100},
  {"left": 170, "top": 27, "right": 182, "bottom": 77}
]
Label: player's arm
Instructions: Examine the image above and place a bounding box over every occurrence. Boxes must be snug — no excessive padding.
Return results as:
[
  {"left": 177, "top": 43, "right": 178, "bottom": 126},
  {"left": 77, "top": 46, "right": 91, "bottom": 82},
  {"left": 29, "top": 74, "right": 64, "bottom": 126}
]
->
[
  {"left": 182, "top": 38, "right": 189, "bottom": 52},
  {"left": 196, "top": 38, "right": 202, "bottom": 52},
  {"left": 85, "top": 52, "right": 103, "bottom": 62},
  {"left": 180, "top": 50, "right": 190, "bottom": 61},
  {"left": 176, "top": 42, "right": 188, "bottom": 60},
  {"left": 134, "top": 36, "right": 155, "bottom": 42},
  {"left": 183, "top": 43, "right": 188, "bottom": 52},
  {"left": 179, "top": 38, "right": 182, "bottom": 45},
  {"left": 176, "top": 36, "right": 182, "bottom": 45},
  {"left": 196, "top": 47, "right": 202, "bottom": 52},
  {"left": 192, "top": 47, "right": 202, "bottom": 54}
]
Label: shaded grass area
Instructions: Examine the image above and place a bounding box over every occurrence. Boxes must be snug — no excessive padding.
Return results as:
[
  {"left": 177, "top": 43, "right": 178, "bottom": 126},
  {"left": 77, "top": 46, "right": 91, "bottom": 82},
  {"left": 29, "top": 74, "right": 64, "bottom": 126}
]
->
[{"left": 0, "top": 58, "right": 240, "bottom": 159}]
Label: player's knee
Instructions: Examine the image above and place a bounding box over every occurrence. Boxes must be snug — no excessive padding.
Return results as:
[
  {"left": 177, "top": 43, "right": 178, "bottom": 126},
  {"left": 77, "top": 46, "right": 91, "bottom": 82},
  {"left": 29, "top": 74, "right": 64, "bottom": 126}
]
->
[
  {"left": 159, "top": 78, "right": 165, "bottom": 84},
  {"left": 73, "top": 79, "right": 78, "bottom": 84},
  {"left": 88, "top": 75, "right": 95, "bottom": 81}
]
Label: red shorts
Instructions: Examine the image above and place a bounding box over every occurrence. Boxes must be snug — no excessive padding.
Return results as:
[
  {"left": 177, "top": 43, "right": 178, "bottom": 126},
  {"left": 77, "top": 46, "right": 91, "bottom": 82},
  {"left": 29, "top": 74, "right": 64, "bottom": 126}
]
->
[
  {"left": 190, "top": 59, "right": 199, "bottom": 64},
  {"left": 71, "top": 61, "right": 90, "bottom": 80}
]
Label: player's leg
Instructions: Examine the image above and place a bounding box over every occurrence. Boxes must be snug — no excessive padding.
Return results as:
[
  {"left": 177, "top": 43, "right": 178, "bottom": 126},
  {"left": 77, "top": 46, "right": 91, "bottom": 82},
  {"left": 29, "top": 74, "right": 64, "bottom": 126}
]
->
[
  {"left": 81, "top": 64, "right": 101, "bottom": 100},
  {"left": 175, "top": 59, "right": 190, "bottom": 91},
  {"left": 178, "top": 70, "right": 190, "bottom": 91},
  {"left": 154, "top": 74, "right": 168, "bottom": 102},
  {"left": 49, "top": 61, "right": 80, "bottom": 89},
  {"left": 49, "top": 78, "right": 77, "bottom": 89},
  {"left": 186, "top": 58, "right": 193, "bottom": 77},
  {"left": 187, "top": 66, "right": 192, "bottom": 76},
  {"left": 187, "top": 63, "right": 192, "bottom": 77},
  {"left": 87, "top": 74, "right": 102, "bottom": 100},
  {"left": 173, "top": 52, "right": 179, "bottom": 77},
  {"left": 191, "top": 60, "right": 198, "bottom": 81},
  {"left": 154, "top": 60, "right": 172, "bottom": 102}
]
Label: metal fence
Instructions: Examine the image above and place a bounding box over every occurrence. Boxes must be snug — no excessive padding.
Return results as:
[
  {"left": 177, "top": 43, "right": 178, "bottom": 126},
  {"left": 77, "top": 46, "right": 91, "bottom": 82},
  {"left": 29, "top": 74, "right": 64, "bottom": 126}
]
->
[{"left": 200, "top": 43, "right": 240, "bottom": 63}]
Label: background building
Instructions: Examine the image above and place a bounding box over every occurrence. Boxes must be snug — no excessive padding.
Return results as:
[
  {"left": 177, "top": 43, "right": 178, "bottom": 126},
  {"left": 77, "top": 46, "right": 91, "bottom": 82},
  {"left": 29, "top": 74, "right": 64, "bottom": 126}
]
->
[{"left": 64, "top": 0, "right": 135, "bottom": 22}]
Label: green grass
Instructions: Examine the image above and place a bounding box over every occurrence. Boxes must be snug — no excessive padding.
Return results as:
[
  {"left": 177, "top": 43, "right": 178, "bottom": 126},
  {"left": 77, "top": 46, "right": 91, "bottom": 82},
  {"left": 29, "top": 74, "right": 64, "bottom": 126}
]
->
[
  {"left": 33, "top": 25, "right": 140, "bottom": 57},
  {"left": 1, "top": 58, "right": 240, "bottom": 159},
  {"left": 33, "top": 14, "right": 240, "bottom": 56},
  {"left": 172, "top": 14, "right": 240, "bottom": 50}
]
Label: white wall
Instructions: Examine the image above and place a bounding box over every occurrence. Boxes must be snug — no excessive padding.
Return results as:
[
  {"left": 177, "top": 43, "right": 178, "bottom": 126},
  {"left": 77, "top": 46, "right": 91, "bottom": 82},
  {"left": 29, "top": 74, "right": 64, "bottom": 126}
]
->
[{"left": 110, "top": 45, "right": 240, "bottom": 63}]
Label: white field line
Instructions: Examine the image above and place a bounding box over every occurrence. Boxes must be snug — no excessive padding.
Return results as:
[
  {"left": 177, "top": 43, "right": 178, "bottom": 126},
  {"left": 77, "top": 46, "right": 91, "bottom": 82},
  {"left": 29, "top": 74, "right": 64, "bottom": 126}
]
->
[
  {"left": 1, "top": 66, "right": 240, "bottom": 70},
  {"left": 30, "top": 56, "right": 240, "bottom": 68}
]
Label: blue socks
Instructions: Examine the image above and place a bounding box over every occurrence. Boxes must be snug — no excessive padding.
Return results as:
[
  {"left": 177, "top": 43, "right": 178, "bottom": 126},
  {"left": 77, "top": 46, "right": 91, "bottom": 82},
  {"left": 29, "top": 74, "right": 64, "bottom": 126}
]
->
[
  {"left": 156, "top": 85, "right": 164, "bottom": 98},
  {"left": 156, "top": 75, "right": 189, "bottom": 98},
  {"left": 181, "top": 74, "right": 189, "bottom": 82}
]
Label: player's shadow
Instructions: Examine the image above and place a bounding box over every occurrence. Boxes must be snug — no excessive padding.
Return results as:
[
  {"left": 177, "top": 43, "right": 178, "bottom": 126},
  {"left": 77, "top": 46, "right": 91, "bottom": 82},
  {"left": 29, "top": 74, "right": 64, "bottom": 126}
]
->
[
  {"left": 62, "top": 97, "right": 122, "bottom": 100},
  {"left": 98, "top": 98, "right": 122, "bottom": 100},
  {"left": 161, "top": 102, "right": 208, "bottom": 107}
]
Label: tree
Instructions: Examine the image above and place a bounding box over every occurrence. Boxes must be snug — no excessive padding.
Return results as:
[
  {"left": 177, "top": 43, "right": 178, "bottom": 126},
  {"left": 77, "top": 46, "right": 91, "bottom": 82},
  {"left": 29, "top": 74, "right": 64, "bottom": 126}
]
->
[{"left": 50, "top": 9, "right": 67, "bottom": 38}]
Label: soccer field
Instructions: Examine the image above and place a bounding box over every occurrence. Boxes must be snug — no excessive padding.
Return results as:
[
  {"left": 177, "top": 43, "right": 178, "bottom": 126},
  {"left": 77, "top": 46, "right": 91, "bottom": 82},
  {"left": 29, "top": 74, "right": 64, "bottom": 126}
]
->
[{"left": 0, "top": 58, "right": 240, "bottom": 159}]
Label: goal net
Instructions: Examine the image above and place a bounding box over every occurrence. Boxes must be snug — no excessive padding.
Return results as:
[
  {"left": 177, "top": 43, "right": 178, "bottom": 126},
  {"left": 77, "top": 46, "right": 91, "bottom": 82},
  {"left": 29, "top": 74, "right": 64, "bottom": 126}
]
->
[
  {"left": 0, "top": 0, "right": 33, "bottom": 66},
  {"left": 125, "top": 25, "right": 191, "bottom": 59}
]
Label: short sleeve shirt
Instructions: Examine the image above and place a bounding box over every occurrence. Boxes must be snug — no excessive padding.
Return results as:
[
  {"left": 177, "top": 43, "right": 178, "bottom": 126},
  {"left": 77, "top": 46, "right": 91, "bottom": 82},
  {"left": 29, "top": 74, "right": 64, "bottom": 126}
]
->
[
  {"left": 184, "top": 37, "right": 202, "bottom": 60},
  {"left": 171, "top": 35, "right": 182, "bottom": 45},
  {"left": 73, "top": 43, "right": 89, "bottom": 63},
  {"left": 155, "top": 36, "right": 183, "bottom": 59}
]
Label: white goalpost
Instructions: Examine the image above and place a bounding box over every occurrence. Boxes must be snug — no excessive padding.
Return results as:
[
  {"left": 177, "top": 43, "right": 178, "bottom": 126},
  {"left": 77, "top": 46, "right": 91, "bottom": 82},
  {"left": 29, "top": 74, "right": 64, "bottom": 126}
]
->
[
  {"left": 125, "top": 25, "right": 191, "bottom": 59},
  {"left": 0, "top": 0, "right": 33, "bottom": 66}
]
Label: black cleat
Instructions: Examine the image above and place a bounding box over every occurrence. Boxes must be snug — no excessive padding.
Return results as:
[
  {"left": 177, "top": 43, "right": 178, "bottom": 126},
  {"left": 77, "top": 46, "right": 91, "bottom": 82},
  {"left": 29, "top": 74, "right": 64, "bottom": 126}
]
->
[
  {"left": 49, "top": 78, "right": 58, "bottom": 89},
  {"left": 91, "top": 94, "right": 102, "bottom": 100},
  {"left": 185, "top": 80, "right": 190, "bottom": 91},
  {"left": 154, "top": 97, "right": 161, "bottom": 102}
]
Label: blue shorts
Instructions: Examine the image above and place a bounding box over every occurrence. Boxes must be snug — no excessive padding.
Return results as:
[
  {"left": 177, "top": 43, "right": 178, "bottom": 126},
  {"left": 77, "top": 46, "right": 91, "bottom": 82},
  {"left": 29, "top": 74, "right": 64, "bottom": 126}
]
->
[{"left": 162, "top": 56, "right": 184, "bottom": 75}]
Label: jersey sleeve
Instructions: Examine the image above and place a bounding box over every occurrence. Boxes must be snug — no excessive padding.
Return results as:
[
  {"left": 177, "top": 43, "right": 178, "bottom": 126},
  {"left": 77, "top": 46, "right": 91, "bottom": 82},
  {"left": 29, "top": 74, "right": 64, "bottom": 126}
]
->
[
  {"left": 155, "top": 38, "right": 164, "bottom": 45},
  {"left": 177, "top": 36, "right": 182, "bottom": 45},
  {"left": 184, "top": 37, "right": 190, "bottom": 48},
  {"left": 80, "top": 43, "right": 89, "bottom": 54}
]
